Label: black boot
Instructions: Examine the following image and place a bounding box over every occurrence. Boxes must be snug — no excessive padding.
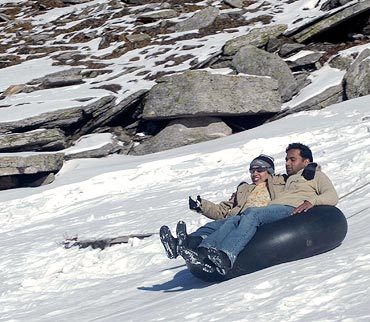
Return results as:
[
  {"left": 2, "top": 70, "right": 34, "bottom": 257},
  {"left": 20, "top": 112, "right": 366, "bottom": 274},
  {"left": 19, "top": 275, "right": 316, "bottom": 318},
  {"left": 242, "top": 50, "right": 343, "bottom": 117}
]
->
[
  {"left": 159, "top": 225, "right": 178, "bottom": 259},
  {"left": 207, "top": 248, "right": 231, "bottom": 275},
  {"left": 176, "top": 220, "right": 203, "bottom": 251},
  {"left": 180, "top": 247, "right": 215, "bottom": 273},
  {"left": 176, "top": 221, "right": 188, "bottom": 249}
]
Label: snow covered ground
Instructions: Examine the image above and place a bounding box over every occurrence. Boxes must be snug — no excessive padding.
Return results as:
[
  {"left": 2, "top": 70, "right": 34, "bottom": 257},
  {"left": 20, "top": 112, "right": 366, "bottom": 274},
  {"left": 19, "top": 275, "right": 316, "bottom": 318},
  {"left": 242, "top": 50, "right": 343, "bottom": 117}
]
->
[
  {"left": 0, "top": 95, "right": 370, "bottom": 322},
  {"left": 1, "top": 0, "right": 370, "bottom": 321}
]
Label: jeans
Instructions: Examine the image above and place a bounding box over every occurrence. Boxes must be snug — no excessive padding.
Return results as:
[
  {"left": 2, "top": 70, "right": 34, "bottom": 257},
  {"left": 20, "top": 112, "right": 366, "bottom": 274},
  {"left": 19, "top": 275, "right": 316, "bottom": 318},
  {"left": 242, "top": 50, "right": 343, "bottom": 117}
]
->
[{"left": 193, "top": 205, "right": 295, "bottom": 267}]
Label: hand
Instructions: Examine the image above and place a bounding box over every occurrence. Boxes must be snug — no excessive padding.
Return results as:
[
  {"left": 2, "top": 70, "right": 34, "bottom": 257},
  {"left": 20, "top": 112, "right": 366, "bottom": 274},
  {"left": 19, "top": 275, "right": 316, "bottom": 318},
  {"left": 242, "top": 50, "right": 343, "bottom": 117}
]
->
[
  {"left": 189, "top": 195, "right": 202, "bottom": 213},
  {"left": 292, "top": 200, "right": 313, "bottom": 215}
]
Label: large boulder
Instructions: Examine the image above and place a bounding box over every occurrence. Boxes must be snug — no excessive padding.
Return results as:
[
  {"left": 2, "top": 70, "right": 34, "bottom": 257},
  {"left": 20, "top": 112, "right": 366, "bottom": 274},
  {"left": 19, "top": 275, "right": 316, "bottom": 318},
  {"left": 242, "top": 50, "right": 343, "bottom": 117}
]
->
[
  {"left": 223, "top": 24, "right": 288, "bottom": 56},
  {"left": 0, "top": 129, "right": 67, "bottom": 152},
  {"left": 174, "top": 6, "right": 219, "bottom": 32},
  {"left": 231, "top": 45, "right": 297, "bottom": 102},
  {"left": 0, "top": 152, "right": 64, "bottom": 190},
  {"left": 0, "top": 153, "right": 64, "bottom": 176},
  {"left": 131, "top": 117, "right": 232, "bottom": 155},
  {"left": 142, "top": 70, "right": 281, "bottom": 119},
  {"left": 343, "top": 49, "right": 370, "bottom": 99}
]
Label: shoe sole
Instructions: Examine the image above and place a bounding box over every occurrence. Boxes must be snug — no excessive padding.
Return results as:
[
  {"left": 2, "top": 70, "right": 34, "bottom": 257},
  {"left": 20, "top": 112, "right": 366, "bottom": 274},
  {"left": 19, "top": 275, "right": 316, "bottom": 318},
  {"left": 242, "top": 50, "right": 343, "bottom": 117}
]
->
[
  {"left": 180, "top": 247, "right": 215, "bottom": 273},
  {"left": 159, "top": 226, "right": 178, "bottom": 259},
  {"left": 207, "top": 248, "right": 228, "bottom": 275},
  {"left": 176, "top": 221, "right": 187, "bottom": 248}
]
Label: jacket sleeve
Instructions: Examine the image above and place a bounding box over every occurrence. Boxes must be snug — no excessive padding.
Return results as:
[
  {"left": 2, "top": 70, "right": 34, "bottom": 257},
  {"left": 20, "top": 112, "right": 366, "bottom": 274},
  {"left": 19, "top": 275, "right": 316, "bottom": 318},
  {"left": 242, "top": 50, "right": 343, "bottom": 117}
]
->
[
  {"left": 199, "top": 198, "right": 235, "bottom": 220},
  {"left": 199, "top": 183, "right": 250, "bottom": 220},
  {"left": 309, "top": 172, "right": 339, "bottom": 206}
]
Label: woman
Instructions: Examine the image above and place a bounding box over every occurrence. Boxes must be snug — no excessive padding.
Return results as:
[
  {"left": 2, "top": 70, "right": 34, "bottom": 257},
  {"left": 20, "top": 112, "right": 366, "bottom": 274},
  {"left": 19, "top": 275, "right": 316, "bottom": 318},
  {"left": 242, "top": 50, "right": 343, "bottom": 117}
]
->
[{"left": 160, "top": 155, "right": 286, "bottom": 262}]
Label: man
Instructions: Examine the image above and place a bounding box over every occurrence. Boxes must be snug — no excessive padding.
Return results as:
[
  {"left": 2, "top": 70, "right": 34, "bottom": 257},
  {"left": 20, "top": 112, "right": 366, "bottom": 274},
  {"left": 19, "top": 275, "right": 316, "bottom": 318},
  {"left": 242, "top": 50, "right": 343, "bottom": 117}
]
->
[
  {"left": 160, "top": 154, "right": 286, "bottom": 260},
  {"left": 167, "top": 143, "right": 338, "bottom": 275}
]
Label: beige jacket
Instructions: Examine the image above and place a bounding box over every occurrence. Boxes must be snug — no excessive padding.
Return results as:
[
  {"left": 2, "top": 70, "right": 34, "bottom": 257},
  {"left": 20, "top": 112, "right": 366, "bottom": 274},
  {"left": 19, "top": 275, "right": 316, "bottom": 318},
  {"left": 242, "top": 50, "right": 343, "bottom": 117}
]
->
[
  {"left": 270, "top": 168, "right": 338, "bottom": 208},
  {"left": 199, "top": 175, "right": 286, "bottom": 220}
]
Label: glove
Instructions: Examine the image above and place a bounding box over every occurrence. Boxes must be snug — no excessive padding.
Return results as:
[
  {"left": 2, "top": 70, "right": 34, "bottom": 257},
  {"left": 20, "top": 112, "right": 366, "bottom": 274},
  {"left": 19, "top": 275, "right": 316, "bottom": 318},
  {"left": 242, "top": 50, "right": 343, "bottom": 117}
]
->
[
  {"left": 302, "top": 162, "right": 317, "bottom": 180},
  {"left": 189, "top": 195, "right": 202, "bottom": 213}
]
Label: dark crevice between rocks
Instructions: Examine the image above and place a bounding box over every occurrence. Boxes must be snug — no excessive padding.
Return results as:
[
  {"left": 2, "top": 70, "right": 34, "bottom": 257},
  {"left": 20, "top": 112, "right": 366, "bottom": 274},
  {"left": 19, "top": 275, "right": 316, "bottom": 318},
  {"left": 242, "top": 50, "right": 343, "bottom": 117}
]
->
[
  {"left": 222, "top": 113, "right": 278, "bottom": 132},
  {"left": 0, "top": 172, "right": 56, "bottom": 190}
]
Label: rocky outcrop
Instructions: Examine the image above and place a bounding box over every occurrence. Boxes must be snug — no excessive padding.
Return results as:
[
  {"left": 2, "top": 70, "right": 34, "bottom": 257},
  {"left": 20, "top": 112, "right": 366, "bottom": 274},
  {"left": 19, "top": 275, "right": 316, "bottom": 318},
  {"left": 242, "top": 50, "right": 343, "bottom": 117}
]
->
[
  {"left": 0, "top": 129, "right": 67, "bottom": 152},
  {"left": 0, "top": 0, "right": 369, "bottom": 189},
  {"left": 142, "top": 70, "right": 281, "bottom": 119},
  {"left": 0, "top": 153, "right": 64, "bottom": 190},
  {"left": 0, "top": 96, "right": 116, "bottom": 134},
  {"left": 287, "top": 1, "right": 370, "bottom": 43}
]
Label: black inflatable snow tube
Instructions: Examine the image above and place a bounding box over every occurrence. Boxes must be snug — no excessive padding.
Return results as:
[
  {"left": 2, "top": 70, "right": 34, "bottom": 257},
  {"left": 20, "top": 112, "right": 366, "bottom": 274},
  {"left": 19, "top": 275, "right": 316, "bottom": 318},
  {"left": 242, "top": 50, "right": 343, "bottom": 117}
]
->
[{"left": 187, "top": 206, "right": 348, "bottom": 282}]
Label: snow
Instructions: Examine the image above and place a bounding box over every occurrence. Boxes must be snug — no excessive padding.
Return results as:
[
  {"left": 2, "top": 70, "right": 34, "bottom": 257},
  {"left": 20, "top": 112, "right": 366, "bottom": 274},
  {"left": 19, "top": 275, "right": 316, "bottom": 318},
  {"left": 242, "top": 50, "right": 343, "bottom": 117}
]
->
[
  {"left": 0, "top": 96, "right": 369, "bottom": 321},
  {"left": 1, "top": 0, "right": 370, "bottom": 321}
]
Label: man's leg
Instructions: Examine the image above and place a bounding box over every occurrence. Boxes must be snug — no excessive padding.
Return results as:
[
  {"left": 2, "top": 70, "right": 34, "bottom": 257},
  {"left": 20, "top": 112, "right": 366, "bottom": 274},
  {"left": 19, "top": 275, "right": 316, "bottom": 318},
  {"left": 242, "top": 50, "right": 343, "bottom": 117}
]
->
[{"left": 218, "top": 205, "right": 294, "bottom": 267}]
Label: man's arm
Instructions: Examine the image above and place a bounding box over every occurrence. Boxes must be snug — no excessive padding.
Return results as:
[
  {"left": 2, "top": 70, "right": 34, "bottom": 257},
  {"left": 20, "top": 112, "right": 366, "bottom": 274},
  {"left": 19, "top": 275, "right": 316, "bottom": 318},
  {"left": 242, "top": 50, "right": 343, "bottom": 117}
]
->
[
  {"left": 313, "top": 172, "right": 338, "bottom": 206},
  {"left": 292, "top": 171, "right": 338, "bottom": 215}
]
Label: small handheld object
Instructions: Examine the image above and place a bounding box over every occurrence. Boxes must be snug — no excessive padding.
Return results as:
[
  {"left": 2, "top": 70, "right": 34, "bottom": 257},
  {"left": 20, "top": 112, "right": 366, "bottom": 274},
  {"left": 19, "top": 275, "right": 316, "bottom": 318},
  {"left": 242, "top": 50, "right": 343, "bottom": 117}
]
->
[{"left": 189, "top": 195, "right": 202, "bottom": 213}]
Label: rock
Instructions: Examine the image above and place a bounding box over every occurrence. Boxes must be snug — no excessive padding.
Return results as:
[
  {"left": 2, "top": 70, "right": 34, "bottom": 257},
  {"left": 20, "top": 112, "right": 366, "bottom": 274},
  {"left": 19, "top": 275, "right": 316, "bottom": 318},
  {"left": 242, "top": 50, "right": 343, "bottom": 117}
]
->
[
  {"left": 131, "top": 117, "right": 232, "bottom": 155},
  {"left": 328, "top": 54, "right": 353, "bottom": 70},
  {"left": 0, "top": 129, "right": 67, "bottom": 152},
  {"left": 174, "top": 6, "right": 219, "bottom": 32},
  {"left": 321, "top": 0, "right": 353, "bottom": 11},
  {"left": 279, "top": 42, "right": 306, "bottom": 57},
  {"left": 280, "top": 84, "right": 343, "bottom": 117},
  {"left": 1, "top": 84, "right": 26, "bottom": 98},
  {"left": 288, "top": 2, "right": 370, "bottom": 43},
  {"left": 284, "top": 50, "right": 324, "bottom": 69},
  {"left": 293, "top": 72, "right": 312, "bottom": 93},
  {"left": 29, "top": 68, "right": 84, "bottom": 89},
  {"left": 0, "top": 95, "right": 116, "bottom": 134},
  {"left": 62, "top": 0, "right": 91, "bottom": 4},
  {"left": 0, "top": 13, "right": 10, "bottom": 22},
  {"left": 223, "top": 24, "right": 288, "bottom": 56},
  {"left": 223, "top": 0, "right": 244, "bottom": 9},
  {"left": 231, "top": 45, "right": 297, "bottom": 102},
  {"left": 0, "top": 152, "right": 64, "bottom": 176},
  {"left": 78, "top": 90, "right": 147, "bottom": 135},
  {"left": 63, "top": 133, "right": 122, "bottom": 160},
  {"left": 142, "top": 70, "right": 281, "bottom": 120},
  {"left": 344, "top": 48, "right": 370, "bottom": 99},
  {"left": 126, "top": 33, "right": 151, "bottom": 43},
  {"left": 137, "top": 9, "right": 178, "bottom": 23}
]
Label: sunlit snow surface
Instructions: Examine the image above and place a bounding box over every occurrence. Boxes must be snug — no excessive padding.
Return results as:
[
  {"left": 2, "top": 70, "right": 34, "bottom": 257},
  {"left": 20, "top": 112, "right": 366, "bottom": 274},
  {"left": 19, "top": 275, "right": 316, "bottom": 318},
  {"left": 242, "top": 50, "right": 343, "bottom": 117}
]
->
[{"left": 1, "top": 0, "right": 370, "bottom": 321}]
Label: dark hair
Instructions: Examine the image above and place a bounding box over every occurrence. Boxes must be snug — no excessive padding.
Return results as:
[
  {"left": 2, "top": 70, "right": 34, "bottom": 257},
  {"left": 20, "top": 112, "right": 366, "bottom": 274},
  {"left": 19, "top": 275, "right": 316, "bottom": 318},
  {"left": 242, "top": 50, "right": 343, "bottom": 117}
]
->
[{"left": 286, "top": 143, "right": 313, "bottom": 162}]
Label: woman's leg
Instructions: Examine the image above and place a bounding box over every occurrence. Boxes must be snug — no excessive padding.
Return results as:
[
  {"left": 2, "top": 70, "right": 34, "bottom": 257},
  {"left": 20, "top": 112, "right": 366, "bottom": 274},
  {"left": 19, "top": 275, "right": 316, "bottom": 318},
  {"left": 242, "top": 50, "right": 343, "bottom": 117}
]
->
[{"left": 198, "top": 216, "right": 241, "bottom": 249}]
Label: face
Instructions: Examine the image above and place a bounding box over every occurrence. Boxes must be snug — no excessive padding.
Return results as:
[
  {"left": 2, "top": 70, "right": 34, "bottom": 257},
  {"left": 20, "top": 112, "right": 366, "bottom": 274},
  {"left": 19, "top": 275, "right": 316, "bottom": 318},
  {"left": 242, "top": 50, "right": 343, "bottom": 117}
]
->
[
  {"left": 249, "top": 166, "right": 270, "bottom": 185},
  {"left": 285, "top": 149, "right": 310, "bottom": 175}
]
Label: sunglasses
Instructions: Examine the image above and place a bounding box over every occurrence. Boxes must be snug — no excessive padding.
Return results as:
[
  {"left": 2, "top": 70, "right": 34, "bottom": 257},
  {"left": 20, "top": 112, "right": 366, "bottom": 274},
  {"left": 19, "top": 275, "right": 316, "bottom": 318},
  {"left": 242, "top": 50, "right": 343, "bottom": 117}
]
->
[{"left": 249, "top": 167, "right": 269, "bottom": 174}]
